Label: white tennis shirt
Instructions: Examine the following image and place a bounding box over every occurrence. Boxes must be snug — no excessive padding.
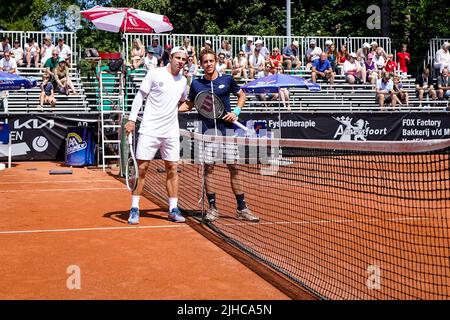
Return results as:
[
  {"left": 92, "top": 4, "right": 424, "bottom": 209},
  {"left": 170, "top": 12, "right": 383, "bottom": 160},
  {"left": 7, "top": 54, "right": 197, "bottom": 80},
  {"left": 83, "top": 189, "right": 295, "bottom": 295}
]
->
[{"left": 132, "top": 66, "right": 187, "bottom": 138}]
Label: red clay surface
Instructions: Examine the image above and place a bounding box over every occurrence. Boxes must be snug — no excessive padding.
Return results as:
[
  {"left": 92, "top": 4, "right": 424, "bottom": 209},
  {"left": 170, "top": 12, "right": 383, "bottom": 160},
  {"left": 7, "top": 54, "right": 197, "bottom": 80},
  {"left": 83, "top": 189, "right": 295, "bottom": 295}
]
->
[{"left": 0, "top": 161, "right": 290, "bottom": 300}]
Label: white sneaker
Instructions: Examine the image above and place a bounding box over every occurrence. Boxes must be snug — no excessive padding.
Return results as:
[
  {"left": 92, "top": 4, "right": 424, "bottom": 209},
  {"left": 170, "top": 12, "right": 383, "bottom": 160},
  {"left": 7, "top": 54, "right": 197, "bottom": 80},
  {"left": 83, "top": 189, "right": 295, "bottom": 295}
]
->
[
  {"left": 204, "top": 207, "right": 219, "bottom": 222},
  {"left": 236, "top": 207, "right": 260, "bottom": 222}
]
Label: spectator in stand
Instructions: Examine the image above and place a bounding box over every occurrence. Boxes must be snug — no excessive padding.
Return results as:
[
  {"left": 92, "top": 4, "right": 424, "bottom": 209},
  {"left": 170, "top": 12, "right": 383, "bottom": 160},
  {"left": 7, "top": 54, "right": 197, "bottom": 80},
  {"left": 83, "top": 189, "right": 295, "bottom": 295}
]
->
[
  {"left": 182, "top": 37, "right": 197, "bottom": 65},
  {"left": 324, "top": 40, "right": 333, "bottom": 54},
  {"left": 130, "top": 38, "right": 145, "bottom": 70},
  {"left": 24, "top": 37, "right": 40, "bottom": 68},
  {"left": 364, "top": 53, "right": 378, "bottom": 85},
  {"left": 0, "top": 50, "right": 17, "bottom": 74},
  {"left": 185, "top": 53, "right": 198, "bottom": 86},
  {"left": 370, "top": 41, "right": 387, "bottom": 58},
  {"left": 201, "top": 40, "right": 213, "bottom": 53},
  {"left": 150, "top": 36, "right": 164, "bottom": 62},
  {"left": 255, "top": 39, "right": 269, "bottom": 59},
  {"left": 44, "top": 49, "right": 60, "bottom": 81},
  {"left": 232, "top": 50, "right": 248, "bottom": 80},
  {"left": 216, "top": 52, "right": 228, "bottom": 74},
  {"left": 437, "top": 68, "right": 450, "bottom": 100},
  {"left": 248, "top": 46, "right": 265, "bottom": 79},
  {"left": 356, "top": 43, "right": 371, "bottom": 65},
  {"left": 373, "top": 47, "right": 386, "bottom": 77},
  {"left": 269, "top": 47, "right": 283, "bottom": 69},
  {"left": 396, "top": 43, "right": 410, "bottom": 74},
  {"left": 37, "top": 73, "right": 56, "bottom": 111},
  {"left": 376, "top": 72, "right": 400, "bottom": 110},
  {"left": 384, "top": 54, "right": 397, "bottom": 75},
  {"left": 218, "top": 39, "right": 233, "bottom": 69},
  {"left": 327, "top": 43, "right": 338, "bottom": 73},
  {"left": 11, "top": 40, "right": 24, "bottom": 67},
  {"left": 0, "top": 36, "right": 11, "bottom": 59},
  {"left": 282, "top": 40, "right": 300, "bottom": 70},
  {"left": 344, "top": 52, "right": 364, "bottom": 84},
  {"left": 56, "top": 37, "right": 72, "bottom": 65},
  {"left": 415, "top": 67, "right": 437, "bottom": 103},
  {"left": 311, "top": 52, "right": 335, "bottom": 85},
  {"left": 54, "top": 58, "right": 77, "bottom": 95},
  {"left": 433, "top": 42, "right": 450, "bottom": 75},
  {"left": 241, "top": 36, "right": 254, "bottom": 60},
  {"left": 40, "top": 35, "right": 55, "bottom": 66},
  {"left": 393, "top": 75, "right": 409, "bottom": 106},
  {"left": 143, "top": 46, "right": 158, "bottom": 71},
  {"left": 306, "top": 39, "right": 322, "bottom": 68},
  {"left": 160, "top": 44, "right": 172, "bottom": 66},
  {"left": 337, "top": 44, "right": 348, "bottom": 75}
]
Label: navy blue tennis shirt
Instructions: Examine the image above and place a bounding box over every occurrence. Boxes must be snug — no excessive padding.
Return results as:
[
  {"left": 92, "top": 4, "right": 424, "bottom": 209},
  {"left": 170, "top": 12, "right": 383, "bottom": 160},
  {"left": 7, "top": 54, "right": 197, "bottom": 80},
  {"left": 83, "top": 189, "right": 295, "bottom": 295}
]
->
[{"left": 188, "top": 74, "right": 241, "bottom": 135}]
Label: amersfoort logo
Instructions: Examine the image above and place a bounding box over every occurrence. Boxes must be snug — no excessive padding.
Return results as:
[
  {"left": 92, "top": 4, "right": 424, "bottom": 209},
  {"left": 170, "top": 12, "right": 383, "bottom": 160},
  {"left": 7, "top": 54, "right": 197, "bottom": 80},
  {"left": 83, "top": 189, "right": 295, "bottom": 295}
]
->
[
  {"left": 66, "top": 133, "right": 87, "bottom": 155},
  {"left": 333, "top": 116, "right": 387, "bottom": 140}
]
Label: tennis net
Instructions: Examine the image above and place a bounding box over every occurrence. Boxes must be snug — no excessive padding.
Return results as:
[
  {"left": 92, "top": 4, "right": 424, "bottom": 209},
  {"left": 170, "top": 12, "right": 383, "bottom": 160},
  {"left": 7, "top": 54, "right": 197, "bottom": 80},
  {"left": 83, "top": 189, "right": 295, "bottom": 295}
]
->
[{"left": 143, "top": 129, "right": 450, "bottom": 300}]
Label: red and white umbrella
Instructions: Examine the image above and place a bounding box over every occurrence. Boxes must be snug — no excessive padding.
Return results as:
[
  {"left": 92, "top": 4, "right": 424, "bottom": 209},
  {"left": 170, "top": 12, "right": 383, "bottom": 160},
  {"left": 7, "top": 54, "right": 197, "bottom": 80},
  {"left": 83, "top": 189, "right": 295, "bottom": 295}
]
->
[{"left": 81, "top": 6, "right": 173, "bottom": 33}]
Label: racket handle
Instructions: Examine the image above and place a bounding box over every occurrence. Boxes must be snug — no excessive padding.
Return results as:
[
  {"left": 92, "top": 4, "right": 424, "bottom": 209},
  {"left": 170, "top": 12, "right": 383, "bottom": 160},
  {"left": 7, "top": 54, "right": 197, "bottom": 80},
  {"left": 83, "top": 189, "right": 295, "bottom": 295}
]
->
[
  {"left": 128, "top": 132, "right": 133, "bottom": 145},
  {"left": 232, "top": 120, "right": 248, "bottom": 132}
]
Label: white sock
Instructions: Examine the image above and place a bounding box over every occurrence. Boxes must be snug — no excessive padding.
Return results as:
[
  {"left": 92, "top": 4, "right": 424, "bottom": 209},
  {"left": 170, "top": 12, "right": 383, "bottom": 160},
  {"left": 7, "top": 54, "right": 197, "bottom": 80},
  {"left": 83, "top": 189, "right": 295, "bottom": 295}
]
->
[
  {"left": 169, "top": 197, "right": 178, "bottom": 211},
  {"left": 131, "top": 195, "right": 140, "bottom": 209}
]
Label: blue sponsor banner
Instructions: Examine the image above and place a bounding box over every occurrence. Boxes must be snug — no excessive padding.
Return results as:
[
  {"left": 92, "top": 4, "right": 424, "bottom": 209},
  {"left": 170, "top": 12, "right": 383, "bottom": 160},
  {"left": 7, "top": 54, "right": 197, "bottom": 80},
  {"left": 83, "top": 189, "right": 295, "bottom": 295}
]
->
[
  {"left": 65, "top": 127, "right": 95, "bottom": 166},
  {"left": 0, "top": 123, "right": 9, "bottom": 144}
]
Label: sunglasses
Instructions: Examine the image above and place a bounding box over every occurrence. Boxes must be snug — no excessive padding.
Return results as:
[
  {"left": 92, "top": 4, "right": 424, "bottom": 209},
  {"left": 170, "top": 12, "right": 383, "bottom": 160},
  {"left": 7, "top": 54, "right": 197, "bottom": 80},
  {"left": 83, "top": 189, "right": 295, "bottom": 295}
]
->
[{"left": 239, "top": 53, "right": 245, "bottom": 56}]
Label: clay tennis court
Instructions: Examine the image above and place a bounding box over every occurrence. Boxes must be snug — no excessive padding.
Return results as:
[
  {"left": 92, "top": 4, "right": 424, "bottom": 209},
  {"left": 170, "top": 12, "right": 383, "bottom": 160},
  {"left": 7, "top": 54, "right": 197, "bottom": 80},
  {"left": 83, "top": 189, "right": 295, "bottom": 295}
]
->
[{"left": 0, "top": 161, "right": 305, "bottom": 300}]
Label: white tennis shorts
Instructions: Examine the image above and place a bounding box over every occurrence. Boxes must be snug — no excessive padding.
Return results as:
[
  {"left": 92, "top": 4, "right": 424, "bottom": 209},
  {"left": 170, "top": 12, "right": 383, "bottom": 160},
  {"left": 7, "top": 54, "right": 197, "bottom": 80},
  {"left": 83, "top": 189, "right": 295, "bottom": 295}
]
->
[
  {"left": 199, "top": 140, "right": 240, "bottom": 165},
  {"left": 136, "top": 134, "right": 180, "bottom": 162}
]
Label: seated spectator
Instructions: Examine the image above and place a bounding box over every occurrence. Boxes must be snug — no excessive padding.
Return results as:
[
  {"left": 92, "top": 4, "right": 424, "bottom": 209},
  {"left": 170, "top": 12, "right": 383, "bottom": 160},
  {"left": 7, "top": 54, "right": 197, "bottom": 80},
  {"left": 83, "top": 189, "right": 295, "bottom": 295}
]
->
[
  {"left": 364, "top": 53, "right": 378, "bottom": 85},
  {"left": 337, "top": 44, "right": 348, "bottom": 75},
  {"left": 38, "top": 73, "right": 56, "bottom": 111},
  {"left": 0, "top": 36, "right": 11, "bottom": 59},
  {"left": 306, "top": 39, "right": 322, "bottom": 68},
  {"left": 393, "top": 75, "right": 409, "bottom": 106},
  {"left": 282, "top": 40, "right": 300, "bottom": 70},
  {"left": 324, "top": 40, "right": 333, "bottom": 54},
  {"left": 130, "top": 38, "right": 145, "bottom": 70},
  {"left": 376, "top": 72, "right": 400, "bottom": 109},
  {"left": 311, "top": 52, "right": 335, "bottom": 85},
  {"left": 44, "top": 49, "right": 62, "bottom": 81},
  {"left": 143, "top": 47, "right": 158, "bottom": 71},
  {"left": 396, "top": 43, "right": 410, "bottom": 74},
  {"left": 437, "top": 68, "right": 450, "bottom": 100},
  {"left": 40, "top": 35, "right": 55, "bottom": 66},
  {"left": 248, "top": 46, "right": 265, "bottom": 79},
  {"left": 415, "top": 67, "right": 437, "bottom": 103},
  {"left": 216, "top": 52, "right": 228, "bottom": 74},
  {"left": 11, "top": 40, "right": 24, "bottom": 67},
  {"left": 232, "top": 50, "right": 248, "bottom": 80},
  {"left": 344, "top": 53, "right": 364, "bottom": 84},
  {"left": 269, "top": 47, "right": 283, "bottom": 69},
  {"left": 373, "top": 47, "right": 386, "bottom": 77},
  {"left": 183, "top": 37, "right": 197, "bottom": 64},
  {"left": 54, "top": 58, "right": 77, "bottom": 95},
  {"left": 357, "top": 42, "right": 371, "bottom": 59},
  {"left": 384, "top": 54, "right": 397, "bottom": 75},
  {"left": 327, "top": 43, "right": 338, "bottom": 73},
  {"left": 370, "top": 41, "right": 387, "bottom": 58},
  {"left": 433, "top": 42, "right": 450, "bottom": 76},
  {"left": 218, "top": 39, "right": 233, "bottom": 69},
  {"left": 255, "top": 39, "right": 269, "bottom": 59},
  {"left": 200, "top": 40, "right": 213, "bottom": 54},
  {"left": 24, "top": 37, "right": 40, "bottom": 67},
  {"left": 150, "top": 36, "right": 164, "bottom": 63},
  {"left": 258, "top": 63, "right": 290, "bottom": 109},
  {"left": 0, "top": 50, "right": 17, "bottom": 74},
  {"left": 241, "top": 36, "right": 254, "bottom": 60},
  {"left": 56, "top": 37, "right": 72, "bottom": 65},
  {"left": 0, "top": 90, "right": 8, "bottom": 113},
  {"left": 160, "top": 44, "right": 172, "bottom": 66},
  {"left": 184, "top": 54, "right": 198, "bottom": 85}
]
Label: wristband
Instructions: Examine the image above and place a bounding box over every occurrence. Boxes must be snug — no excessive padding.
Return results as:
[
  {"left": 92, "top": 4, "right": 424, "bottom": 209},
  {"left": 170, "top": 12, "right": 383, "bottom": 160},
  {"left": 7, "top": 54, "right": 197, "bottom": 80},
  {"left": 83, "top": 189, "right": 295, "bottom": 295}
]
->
[{"left": 232, "top": 107, "right": 241, "bottom": 117}]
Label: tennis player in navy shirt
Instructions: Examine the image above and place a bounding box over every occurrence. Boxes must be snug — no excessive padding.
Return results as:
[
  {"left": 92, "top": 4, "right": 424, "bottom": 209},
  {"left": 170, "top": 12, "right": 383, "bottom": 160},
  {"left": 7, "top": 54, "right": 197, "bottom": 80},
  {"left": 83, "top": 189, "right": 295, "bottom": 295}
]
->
[{"left": 179, "top": 48, "right": 260, "bottom": 223}]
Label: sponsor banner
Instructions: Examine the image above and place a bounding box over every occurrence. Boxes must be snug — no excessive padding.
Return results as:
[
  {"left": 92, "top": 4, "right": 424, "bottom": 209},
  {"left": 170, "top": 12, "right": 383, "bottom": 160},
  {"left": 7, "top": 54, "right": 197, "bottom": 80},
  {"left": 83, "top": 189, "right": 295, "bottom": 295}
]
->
[
  {"left": 0, "top": 114, "right": 98, "bottom": 161},
  {"left": 65, "top": 127, "right": 96, "bottom": 166},
  {"left": 179, "top": 113, "right": 450, "bottom": 141}
]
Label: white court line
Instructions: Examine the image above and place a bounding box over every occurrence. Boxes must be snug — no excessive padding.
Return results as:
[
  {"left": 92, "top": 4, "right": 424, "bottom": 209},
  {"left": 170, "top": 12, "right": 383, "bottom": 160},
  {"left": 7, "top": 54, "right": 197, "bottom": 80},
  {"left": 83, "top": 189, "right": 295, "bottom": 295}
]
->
[
  {"left": 0, "top": 179, "right": 116, "bottom": 185},
  {"left": 0, "top": 224, "right": 189, "bottom": 235},
  {"left": 0, "top": 187, "right": 125, "bottom": 193}
]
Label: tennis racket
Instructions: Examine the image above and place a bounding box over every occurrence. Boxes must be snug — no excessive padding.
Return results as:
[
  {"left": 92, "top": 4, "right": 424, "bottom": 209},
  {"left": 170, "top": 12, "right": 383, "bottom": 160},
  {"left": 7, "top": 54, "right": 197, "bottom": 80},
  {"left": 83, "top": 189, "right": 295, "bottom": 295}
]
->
[
  {"left": 194, "top": 91, "right": 250, "bottom": 133},
  {"left": 125, "top": 132, "right": 139, "bottom": 192}
]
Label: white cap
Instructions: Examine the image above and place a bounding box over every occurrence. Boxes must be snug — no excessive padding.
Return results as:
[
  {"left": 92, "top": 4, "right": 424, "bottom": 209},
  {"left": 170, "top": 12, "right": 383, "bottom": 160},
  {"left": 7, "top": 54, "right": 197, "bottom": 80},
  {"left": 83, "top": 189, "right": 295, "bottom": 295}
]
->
[
  {"left": 370, "top": 41, "right": 378, "bottom": 46},
  {"left": 325, "top": 40, "right": 332, "bottom": 46},
  {"left": 309, "top": 39, "right": 316, "bottom": 44},
  {"left": 349, "top": 52, "right": 357, "bottom": 58},
  {"left": 255, "top": 39, "right": 263, "bottom": 45},
  {"left": 363, "top": 42, "right": 370, "bottom": 48},
  {"left": 247, "top": 36, "right": 254, "bottom": 42},
  {"left": 292, "top": 40, "right": 299, "bottom": 47},
  {"left": 170, "top": 46, "right": 188, "bottom": 57},
  {"left": 205, "top": 40, "right": 212, "bottom": 45},
  {"left": 443, "top": 41, "right": 450, "bottom": 48}
]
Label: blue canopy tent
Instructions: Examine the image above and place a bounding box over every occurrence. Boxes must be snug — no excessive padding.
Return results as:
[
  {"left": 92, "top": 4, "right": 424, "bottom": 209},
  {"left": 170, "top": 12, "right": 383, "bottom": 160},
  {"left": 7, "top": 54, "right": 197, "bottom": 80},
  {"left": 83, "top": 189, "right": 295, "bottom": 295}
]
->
[{"left": 0, "top": 72, "right": 37, "bottom": 113}]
